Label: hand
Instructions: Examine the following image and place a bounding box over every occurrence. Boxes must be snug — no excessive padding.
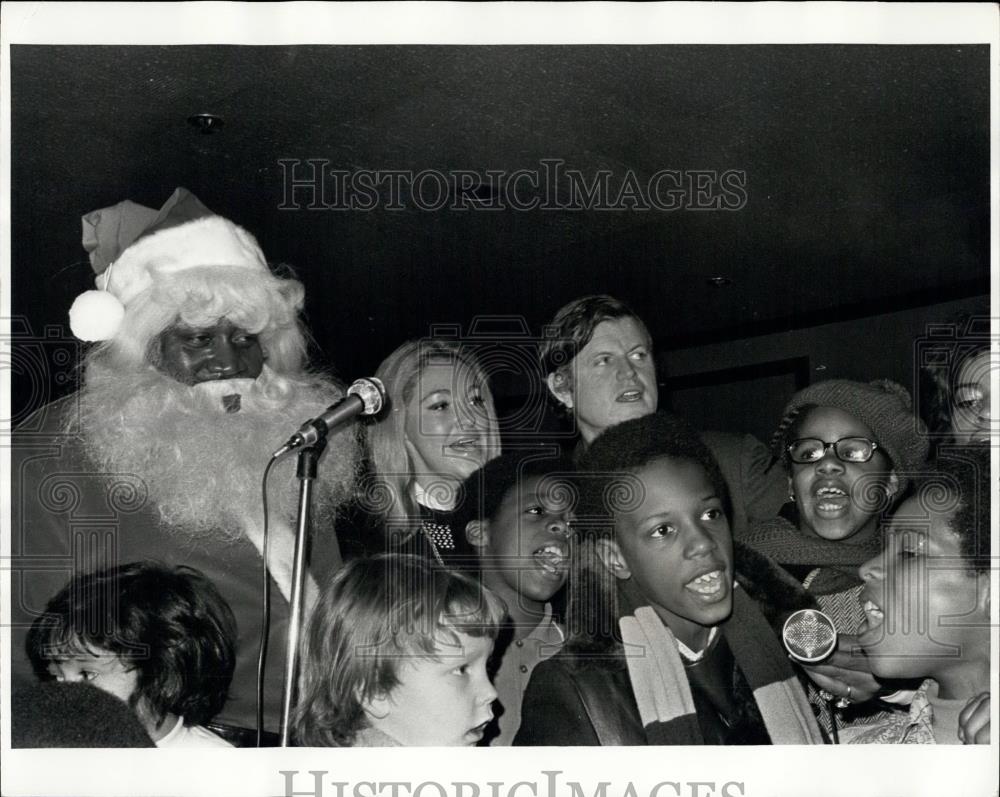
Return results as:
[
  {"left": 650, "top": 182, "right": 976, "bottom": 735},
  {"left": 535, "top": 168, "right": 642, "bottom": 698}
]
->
[
  {"left": 797, "top": 634, "right": 882, "bottom": 705},
  {"left": 958, "top": 692, "right": 990, "bottom": 744}
]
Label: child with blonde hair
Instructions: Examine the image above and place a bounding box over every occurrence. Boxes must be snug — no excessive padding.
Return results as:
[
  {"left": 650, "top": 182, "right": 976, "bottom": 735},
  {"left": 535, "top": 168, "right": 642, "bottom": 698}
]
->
[{"left": 294, "top": 554, "right": 504, "bottom": 746}]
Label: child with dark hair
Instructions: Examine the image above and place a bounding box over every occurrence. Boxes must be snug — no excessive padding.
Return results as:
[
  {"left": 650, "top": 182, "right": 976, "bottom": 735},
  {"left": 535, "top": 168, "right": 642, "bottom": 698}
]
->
[
  {"left": 848, "top": 446, "right": 991, "bottom": 744},
  {"left": 27, "top": 561, "right": 236, "bottom": 748},
  {"left": 514, "top": 412, "right": 821, "bottom": 746},
  {"left": 741, "top": 380, "right": 929, "bottom": 731},
  {"left": 293, "top": 553, "right": 504, "bottom": 746},
  {"left": 452, "top": 451, "right": 575, "bottom": 745}
]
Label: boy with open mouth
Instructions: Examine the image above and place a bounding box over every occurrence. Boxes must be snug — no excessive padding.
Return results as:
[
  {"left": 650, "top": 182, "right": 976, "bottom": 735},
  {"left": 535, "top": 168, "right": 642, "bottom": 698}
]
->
[
  {"left": 454, "top": 452, "right": 575, "bottom": 745},
  {"left": 847, "top": 447, "right": 991, "bottom": 745},
  {"left": 514, "top": 413, "right": 822, "bottom": 746}
]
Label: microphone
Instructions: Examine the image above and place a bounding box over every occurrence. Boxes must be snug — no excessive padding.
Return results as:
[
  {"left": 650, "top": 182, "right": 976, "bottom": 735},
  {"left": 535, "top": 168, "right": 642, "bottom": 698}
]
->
[
  {"left": 272, "top": 377, "right": 385, "bottom": 458},
  {"left": 782, "top": 608, "right": 838, "bottom": 664}
]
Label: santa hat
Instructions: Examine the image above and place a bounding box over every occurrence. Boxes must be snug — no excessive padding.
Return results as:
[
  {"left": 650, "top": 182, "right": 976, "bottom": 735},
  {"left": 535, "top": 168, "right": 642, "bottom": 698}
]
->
[{"left": 69, "top": 188, "right": 269, "bottom": 341}]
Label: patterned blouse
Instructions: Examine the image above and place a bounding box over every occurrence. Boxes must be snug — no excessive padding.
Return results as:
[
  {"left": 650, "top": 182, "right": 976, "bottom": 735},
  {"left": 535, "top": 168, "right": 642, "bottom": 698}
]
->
[{"left": 845, "top": 679, "right": 958, "bottom": 744}]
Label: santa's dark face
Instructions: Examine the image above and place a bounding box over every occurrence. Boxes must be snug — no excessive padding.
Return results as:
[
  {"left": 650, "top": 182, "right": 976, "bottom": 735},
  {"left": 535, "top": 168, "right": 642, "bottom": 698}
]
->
[{"left": 157, "top": 319, "right": 265, "bottom": 385}]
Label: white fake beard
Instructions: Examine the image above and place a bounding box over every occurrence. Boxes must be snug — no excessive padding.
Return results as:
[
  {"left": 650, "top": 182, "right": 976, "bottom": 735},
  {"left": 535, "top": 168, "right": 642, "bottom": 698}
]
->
[{"left": 79, "top": 362, "right": 358, "bottom": 549}]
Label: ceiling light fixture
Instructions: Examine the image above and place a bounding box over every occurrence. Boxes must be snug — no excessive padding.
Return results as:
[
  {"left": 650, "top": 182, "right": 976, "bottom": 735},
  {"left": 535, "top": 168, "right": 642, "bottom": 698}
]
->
[
  {"left": 187, "top": 113, "right": 224, "bottom": 134},
  {"left": 706, "top": 276, "right": 732, "bottom": 287}
]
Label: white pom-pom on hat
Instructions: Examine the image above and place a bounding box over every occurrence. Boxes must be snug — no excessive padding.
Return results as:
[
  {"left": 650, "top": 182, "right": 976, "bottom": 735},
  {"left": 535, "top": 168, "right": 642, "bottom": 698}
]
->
[
  {"left": 69, "top": 188, "right": 269, "bottom": 343},
  {"left": 68, "top": 289, "right": 126, "bottom": 341},
  {"left": 67, "top": 216, "right": 268, "bottom": 342}
]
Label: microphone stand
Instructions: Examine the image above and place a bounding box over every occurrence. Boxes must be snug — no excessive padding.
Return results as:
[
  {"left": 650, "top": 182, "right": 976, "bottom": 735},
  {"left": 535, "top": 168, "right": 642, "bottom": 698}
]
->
[{"left": 278, "top": 437, "right": 330, "bottom": 747}]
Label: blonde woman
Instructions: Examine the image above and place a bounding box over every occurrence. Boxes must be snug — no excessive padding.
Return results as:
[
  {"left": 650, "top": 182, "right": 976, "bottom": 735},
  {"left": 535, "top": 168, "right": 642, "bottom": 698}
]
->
[{"left": 348, "top": 339, "right": 502, "bottom": 567}]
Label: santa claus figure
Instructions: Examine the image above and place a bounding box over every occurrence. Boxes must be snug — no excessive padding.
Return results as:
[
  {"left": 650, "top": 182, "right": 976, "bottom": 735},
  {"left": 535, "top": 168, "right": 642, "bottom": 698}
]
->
[{"left": 11, "top": 189, "right": 359, "bottom": 744}]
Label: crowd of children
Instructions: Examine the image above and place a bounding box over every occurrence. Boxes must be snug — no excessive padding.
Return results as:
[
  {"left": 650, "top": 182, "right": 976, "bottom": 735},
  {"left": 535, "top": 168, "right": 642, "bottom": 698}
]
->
[{"left": 15, "top": 302, "right": 992, "bottom": 749}]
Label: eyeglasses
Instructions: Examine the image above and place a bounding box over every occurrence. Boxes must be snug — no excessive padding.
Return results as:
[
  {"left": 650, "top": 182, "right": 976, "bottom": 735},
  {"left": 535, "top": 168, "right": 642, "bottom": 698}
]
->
[{"left": 786, "top": 437, "right": 879, "bottom": 464}]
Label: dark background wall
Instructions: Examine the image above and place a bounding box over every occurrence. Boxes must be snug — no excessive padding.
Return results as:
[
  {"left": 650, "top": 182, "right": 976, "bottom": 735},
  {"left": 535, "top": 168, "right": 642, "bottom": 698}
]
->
[
  {"left": 662, "top": 295, "right": 989, "bottom": 444},
  {"left": 5, "top": 45, "right": 992, "bottom": 436}
]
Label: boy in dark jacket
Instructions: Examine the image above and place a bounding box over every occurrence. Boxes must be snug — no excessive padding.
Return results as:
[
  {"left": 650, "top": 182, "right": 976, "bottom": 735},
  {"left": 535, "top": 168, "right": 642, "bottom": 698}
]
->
[{"left": 514, "top": 412, "right": 821, "bottom": 746}]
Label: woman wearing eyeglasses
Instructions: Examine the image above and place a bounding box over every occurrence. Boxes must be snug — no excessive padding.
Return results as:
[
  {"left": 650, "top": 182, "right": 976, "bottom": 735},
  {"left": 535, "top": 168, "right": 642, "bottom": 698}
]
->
[{"left": 742, "top": 379, "right": 930, "bottom": 739}]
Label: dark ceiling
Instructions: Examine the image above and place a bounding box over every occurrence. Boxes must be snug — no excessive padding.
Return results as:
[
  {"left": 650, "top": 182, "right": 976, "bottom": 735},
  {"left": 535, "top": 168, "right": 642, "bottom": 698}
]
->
[{"left": 8, "top": 44, "right": 990, "bottom": 418}]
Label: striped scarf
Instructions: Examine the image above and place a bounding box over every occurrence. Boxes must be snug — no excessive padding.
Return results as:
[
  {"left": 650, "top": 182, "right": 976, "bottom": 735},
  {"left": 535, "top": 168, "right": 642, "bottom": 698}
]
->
[{"left": 619, "top": 587, "right": 824, "bottom": 745}]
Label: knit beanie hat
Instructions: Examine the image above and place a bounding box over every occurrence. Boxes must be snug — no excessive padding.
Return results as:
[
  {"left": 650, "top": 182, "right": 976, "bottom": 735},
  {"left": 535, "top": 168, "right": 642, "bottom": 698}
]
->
[
  {"left": 773, "top": 379, "right": 929, "bottom": 492},
  {"left": 68, "top": 187, "right": 270, "bottom": 341}
]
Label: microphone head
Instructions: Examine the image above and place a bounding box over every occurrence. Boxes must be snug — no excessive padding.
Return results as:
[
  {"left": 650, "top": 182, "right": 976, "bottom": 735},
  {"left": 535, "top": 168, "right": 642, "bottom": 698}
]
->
[
  {"left": 347, "top": 377, "right": 386, "bottom": 415},
  {"left": 782, "top": 608, "right": 838, "bottom": 664}
]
